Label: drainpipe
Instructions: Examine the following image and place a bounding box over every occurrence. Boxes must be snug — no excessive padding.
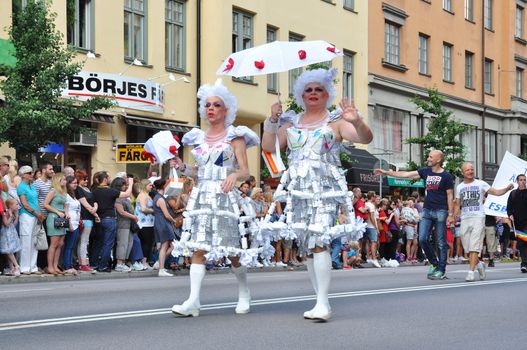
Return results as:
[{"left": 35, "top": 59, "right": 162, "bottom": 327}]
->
[
  {"left": 481, "top": 1, "right": 486, "bottom": 180},
  {"left": 196, "top": 0, "right": 202, "bottom": 128}
]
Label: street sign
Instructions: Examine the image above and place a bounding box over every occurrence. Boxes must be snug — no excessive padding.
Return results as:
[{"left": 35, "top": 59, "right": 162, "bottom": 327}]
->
[
  {"left": 116, "top": 143, "right": 149, "bottom": 163},
  {"left": 387, "top": 176, "right": 424, "bottom": 188}
]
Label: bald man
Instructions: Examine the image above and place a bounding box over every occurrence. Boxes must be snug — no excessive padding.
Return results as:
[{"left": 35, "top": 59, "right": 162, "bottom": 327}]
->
[
  {"left": 375, "top": 150, "right": 454, "bottom": 280},
  {"left": 455, "top": 163, "right": 513, "bottom": 282}
]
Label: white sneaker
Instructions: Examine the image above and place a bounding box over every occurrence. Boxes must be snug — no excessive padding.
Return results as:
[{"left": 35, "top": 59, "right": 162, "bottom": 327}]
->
[
  {"left": 253, "top": 261, "right": 263, "bottom": 268},
  {"left": 114, "top": 264, "right": 131, "bottom": 273},
  {"left": 153, "top": 261, "right": 159, "bottom": 270},
  {"left": 477, "top": 262, "right": 486, "bottom": 280},
  {"left": 158, "top": 269, "right": 173, "bottom": 277},
  {"left": 143, "top": 263, "right": 153, "bottom": 270},
  {"left": 132, "top": 262, "right": 144, "bottom": 271},
  {"left": 459, "top": 256, "right": 468, "bottom": 262},
  {"left": 262, "top": 260, "right": 270, "bottom": 267},
  {"left": 372, "top": 259, "right": 381, "bottom": 268},
  {"left": 465, "top": 270, "right": 475, "bottom": 282},
  {"left": 275, "top": 261, "right": 287, "bottom": 267}
]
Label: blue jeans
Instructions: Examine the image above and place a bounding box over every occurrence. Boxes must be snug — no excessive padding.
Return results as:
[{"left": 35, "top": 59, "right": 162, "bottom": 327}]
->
[
  {"left": 418, "top": 208, "right": 448, "bottom": 273},
  {"left": 96, "top": 217, "right": 117, "bottom": 271},
  {"left": 330, "top": 237, "right": 342, "bottom": 267},
  {"left": 62, "top": 228, "right": 80, "bottom": 269},
  {"left": 129, "top": 233, "right": 144, "bottom": 262}
]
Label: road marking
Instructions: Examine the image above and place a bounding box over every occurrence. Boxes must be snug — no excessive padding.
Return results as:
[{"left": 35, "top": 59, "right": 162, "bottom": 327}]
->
[
  {"left": 0, "top": 288, "right": 54, "bottom": 294},
  {"left": 1, "top": 277, "right": 526, "bottom": 331}
]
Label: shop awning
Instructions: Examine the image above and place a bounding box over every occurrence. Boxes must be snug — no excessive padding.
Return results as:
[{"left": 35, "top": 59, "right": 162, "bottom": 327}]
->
[
  {"left": 0, "top": 38, "right": 16, "bottom": 69},
  {"left": 342, "top": 146, "right": 389, "bottom": 194},
  {"left": 124, "top": 115, "right": 195, "bottom": 133},
  {"left": 80, "top": 112, "right": 115, "bottom": 124}
]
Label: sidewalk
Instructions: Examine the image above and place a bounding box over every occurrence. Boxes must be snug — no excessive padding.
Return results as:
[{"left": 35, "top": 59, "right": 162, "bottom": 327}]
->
[{"left": 0, "top": 258, "right": 485, "bottom": 285}]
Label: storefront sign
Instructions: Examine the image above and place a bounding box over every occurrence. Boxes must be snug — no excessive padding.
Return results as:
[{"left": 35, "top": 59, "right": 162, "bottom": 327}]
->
[
  {"left": 116, "top": 143, "right": 150, "bottom": 163},
  {"left": 62, "top": 71, "right": 164, "bottom": 113},
  {"left": 387, "top": 176, "right": 424, "bottom": 188}
]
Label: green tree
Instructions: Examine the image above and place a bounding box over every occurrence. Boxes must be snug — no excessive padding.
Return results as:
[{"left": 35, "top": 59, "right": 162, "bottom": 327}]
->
[
  {"left": 405, "top": 88, "right": 469, "bottom": 177},
  {"left": 0, "top": 1, "right": 112, "bottom": 160}
]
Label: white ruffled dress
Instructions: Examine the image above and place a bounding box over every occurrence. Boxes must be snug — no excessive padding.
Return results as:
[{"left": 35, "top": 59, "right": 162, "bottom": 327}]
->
[
  {"left": 174, "top": 125, "right": 270, "bottom": 264},
  {"left": 261, "top": 111, "right": 366, "bottom": 256}
]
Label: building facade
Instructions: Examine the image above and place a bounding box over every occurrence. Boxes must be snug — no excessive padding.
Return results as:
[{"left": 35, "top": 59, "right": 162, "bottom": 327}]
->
[
  {"left": 368, "top": 0, "right": 527, "bottom": 186},
  {"left": 0, "top": 0, "right": 368, "bottom": 183}
]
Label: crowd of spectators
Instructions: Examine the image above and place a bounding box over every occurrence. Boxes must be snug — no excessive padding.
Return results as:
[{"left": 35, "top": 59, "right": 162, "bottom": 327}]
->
[{"left": 0, "top": 155, "right": 520, "bottom": 277}]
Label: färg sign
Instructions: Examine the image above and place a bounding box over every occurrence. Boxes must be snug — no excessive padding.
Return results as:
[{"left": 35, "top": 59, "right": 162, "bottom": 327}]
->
[{"left": 116, "top": 144, "right": 149, "bottom": 163}]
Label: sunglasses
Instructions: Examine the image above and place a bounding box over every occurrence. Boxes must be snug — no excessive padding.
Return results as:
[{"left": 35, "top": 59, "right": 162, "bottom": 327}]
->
[
  {"left": 205, "top": 102, "right": 223, "bottom": 108},
  {"left": 304, "top": 87, "right": 325, "bottom": 93}
]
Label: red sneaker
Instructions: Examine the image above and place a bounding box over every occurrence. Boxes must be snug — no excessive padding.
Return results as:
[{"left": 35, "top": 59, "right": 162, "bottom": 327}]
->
[{"left": 78, "top": 265, "right": 94, "bottom": 273}]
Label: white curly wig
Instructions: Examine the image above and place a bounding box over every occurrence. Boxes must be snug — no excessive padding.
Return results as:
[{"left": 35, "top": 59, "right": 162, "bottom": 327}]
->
[
  {"left": 293, "top": 68, "right": 337, "bottom": 109},
  {"left": 197, "top": 79, "right": 237, "bottom": 127}
]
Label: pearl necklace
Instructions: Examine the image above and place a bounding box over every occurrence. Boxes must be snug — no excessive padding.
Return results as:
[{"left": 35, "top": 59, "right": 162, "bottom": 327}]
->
[
  {"left": 204, "top": 129, "right": 227, "bottom": 144},
  {"left": 298, "top": 113, "right": 328, "bottom": 128}
]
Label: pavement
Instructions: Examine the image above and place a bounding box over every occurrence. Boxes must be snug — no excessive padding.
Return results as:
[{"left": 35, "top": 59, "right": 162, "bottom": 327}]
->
[{"left": 0, "top": 256, "right": 500, "bottom": 284}]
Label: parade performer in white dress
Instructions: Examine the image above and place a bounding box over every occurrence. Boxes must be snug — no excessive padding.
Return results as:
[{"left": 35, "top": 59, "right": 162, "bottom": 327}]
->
[
  {"left": 261, "top": 68, "right": 373, "bottom": 321},
  {"left": 171, "top": 79, "right": 264, "bottom": 317}
]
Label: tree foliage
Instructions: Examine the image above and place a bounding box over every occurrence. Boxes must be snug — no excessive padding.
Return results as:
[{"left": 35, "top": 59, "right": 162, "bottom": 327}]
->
[
  {"left": 405, "top": 88, "right": 469, "bottom": 177},
  {"left": 0, "top": 1, "right": 112, "bottom": 155}
]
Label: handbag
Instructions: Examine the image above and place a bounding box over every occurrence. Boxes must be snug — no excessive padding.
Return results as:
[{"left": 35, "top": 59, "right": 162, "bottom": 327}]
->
[
  {"left": 130, "top": 220, "right": 140, "bottom": 234},
  {"left": 164, "top": 168, "right": 184, "bottom": 197},
  {"left": 54, "top": 217, "right": 70, "bottom": 229},
  {"left": 262, "top": 134, "right": 286, "bottom": 178},
  {"left": 32, "top": 224, "right": 48, "bottom": 250}
]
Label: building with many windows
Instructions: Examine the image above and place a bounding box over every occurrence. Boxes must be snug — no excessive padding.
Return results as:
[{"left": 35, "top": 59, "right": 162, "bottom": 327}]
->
[
  {"left": 368, "top": 0, "right": 527, "bottom": 187},
  {"left": 0, "top": 0, "right": 368, "bottom": 182}
]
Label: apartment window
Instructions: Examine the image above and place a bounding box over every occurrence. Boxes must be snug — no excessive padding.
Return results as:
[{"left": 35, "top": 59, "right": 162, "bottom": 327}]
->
[
  {"left": 232, "top": 9, "right": 253, "bottom": 53},
  {"left": 484, "top": 130, "right": 497, "bottom": 163},
  {"left": 165, "top": 0, "right": 185, "bottom": 71},
  {"left": 517, "top": 6, "right": 524, "bottom": 38},
  {"left": 465, "top": 52, "right": 474, "bottom": 88},
  {"left": 267, "top": 26, "right": 278, "bottom": 92},
  {"left": 124, "top": 0, "right": 147, "bottom": 61},
  {"left": 443, "top": 0, "right": 452, "bottom": 12},
  {"left": 521, "top": 136, "right": 527, "bottom": 155},
  {"left": 484, "top": 59, "right": 493, "bottom": 94},
  {"left": 517, "top": 68, "right": 524, "bottom": 98},
  {"left": 443, "top": 43, "right": 453, "bottom": 82},
  {"left": 232, "top": 9, "right": 253, "bottom": 82},
  {"left": 343, "top": 0, "right": 355, "bottom": 10},
  {"left": 67, "top": 0, "right": 93, "bottom": 50},
  {"left": 384, "top": 22, "right": 400, "bottom": 65},
  {"left": 418, "top": 34, "right": 429, "bottom": 75},
  {"left": 343, "top": 51, "right": 355, "bottom": 98},
  {"left": 372, "top": 106, "right": 411, "bottom": 166},
  {"left": 461, "top": 127, "right": 477, "bottom": 164},
  {"left": 288, "top": 33, "right": 304, "bottom": 96},
  {"left": 464, "top": 0, "right": 474, "bottom": 21},
  {"left": 484, "top": 0, "right": 493, "bottom": 30}
]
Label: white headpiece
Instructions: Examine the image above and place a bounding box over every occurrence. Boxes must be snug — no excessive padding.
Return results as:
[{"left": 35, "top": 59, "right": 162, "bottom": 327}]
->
[
  {"left": 197, "top": 79, "right": 237, "bottom": 127},
  {"left": 293, "top": 68, "right": 337, "bottom": 109}
]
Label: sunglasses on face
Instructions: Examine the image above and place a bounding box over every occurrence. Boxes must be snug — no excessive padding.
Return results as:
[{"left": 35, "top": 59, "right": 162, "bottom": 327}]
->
[
  {"left": 304, "top": 87, "right": 325, "bottom": 93},
  {"left": 205, "top": 102, "right": 223, "bottom": 108}
]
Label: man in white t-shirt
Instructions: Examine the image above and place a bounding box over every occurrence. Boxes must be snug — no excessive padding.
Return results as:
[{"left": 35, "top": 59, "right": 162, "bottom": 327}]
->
[
  {"left": 364, "top": 191, "right": 381, "bottom": 268},
  {"left": 455, "top": 163, "right": 513, "bottom": 282}
]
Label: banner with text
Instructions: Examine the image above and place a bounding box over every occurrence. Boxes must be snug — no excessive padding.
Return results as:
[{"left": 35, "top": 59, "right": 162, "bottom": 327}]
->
[
  {"left": 484, "top": 151, "right": 527, "bottom": 217},
  {"left": 62, "top": 71, "right": 164, "bottom": 113},
  {"left": 116, "top": 143, "right": 149, "bottom": 163}
]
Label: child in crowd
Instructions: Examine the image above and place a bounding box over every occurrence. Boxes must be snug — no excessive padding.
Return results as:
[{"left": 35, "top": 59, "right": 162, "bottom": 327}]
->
[
  {"left": 342, "top": 241, "right": 361, "bottom": 268},
  {"left": 0, "top": 198, "right": 22, "bottom": 276}
]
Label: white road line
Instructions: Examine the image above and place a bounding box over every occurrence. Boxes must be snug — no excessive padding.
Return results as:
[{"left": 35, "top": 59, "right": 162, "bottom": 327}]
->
[
  {"left": 1, "top": 277, "right": 526, "bottom": 331},
  {"left": 0, "top": 288, "right": 54, "bottom": 294}
]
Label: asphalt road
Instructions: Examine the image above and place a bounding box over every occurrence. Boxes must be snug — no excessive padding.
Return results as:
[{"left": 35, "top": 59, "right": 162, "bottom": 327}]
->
[{"left": 1, "top": 262, "right": 526, "bottom": 350}]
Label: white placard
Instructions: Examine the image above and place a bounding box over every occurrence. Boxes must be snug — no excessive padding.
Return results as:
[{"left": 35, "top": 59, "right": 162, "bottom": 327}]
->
[{"left": 484, "top": 151, "right": 527, "bottom": 217}]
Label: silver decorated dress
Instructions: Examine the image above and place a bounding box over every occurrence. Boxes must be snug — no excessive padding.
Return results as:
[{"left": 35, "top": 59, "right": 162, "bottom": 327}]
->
[
  {"left": 174, "top": 125, "right": 269, "bottom": 264},
  {"left": 261, "top": 111, "right": 366, "bottom": 256}
]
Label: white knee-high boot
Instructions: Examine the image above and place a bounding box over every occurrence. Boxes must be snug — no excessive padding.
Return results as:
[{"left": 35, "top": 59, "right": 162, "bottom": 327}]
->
[
  {"left": 310, "top": 250, "right": 332, "bottom": 321},
  {"left": 232, "top": 265, "right": 251, "bottom": 314},
  {"left": 172, "top": 263, "right": 205, "bottom": 317},
  {"left": 303, "top": 257, "right": 319, "bottom": 319}
]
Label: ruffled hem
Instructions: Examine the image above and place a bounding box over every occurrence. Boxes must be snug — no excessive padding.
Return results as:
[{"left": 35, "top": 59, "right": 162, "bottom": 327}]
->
[{"left": 182, "top": 128, "right": 205, "bottom": 146}]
